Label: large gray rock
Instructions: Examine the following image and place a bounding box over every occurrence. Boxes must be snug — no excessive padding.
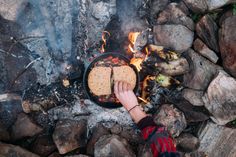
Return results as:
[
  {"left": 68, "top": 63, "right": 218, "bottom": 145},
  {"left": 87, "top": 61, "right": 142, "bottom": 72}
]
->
[
  {"left": 157, "top": 3, "right": 195, "bottom": 31},
  {"left": 86, "top": 123, "right": 110, "bottom": 156},
  {"left": 154, "top": 24, "right": 194, "bottom": 53},
  {"left": 154, "top": 104, "right": 187, "bottom": 137},
  {"left": 203, "top": 70, "right": 236, "bottom": 125},
  {"left": 196, "top": 15, "right": 219, "bottom": 53},
  {"left": 149, "top": 0, "right": 170, "bottom": 17},
  {"left": 219, "top": 15, "right": 236, "bottom": 78},
  {"left": 11, "top": 113, "right": 43, "bottom": 140},
  {"left": 174, "top": 100, "right": 210, "bottom": 123},
  {"left": 53, "top": 119, "right": 87, "bottom": 154},
  {"left": 94, "top": 135, "right": 135, "bottom": 157},
  {"left": 198, "top": 122, "right": 236, "bottom": 157},
  {"left": 183, "top": 0, "right": 208, "bottom": 13},
  {"left": 0, "top": 143, "right": 40, "bottom": 157},
  {"left": 206, "top": 0, "right": 236, "bottom": 11},
  {"left": 176, "top": 133, "right": 200, "bottom": 153},
  {"left": 193, "top": 38, "right": 219, "bottom": 63},
  {"left": 182, "top": 88, "right": 204, "bottom": 106},
  {"left": 183, "top": 49, "right": 220, "bottom": 90}
]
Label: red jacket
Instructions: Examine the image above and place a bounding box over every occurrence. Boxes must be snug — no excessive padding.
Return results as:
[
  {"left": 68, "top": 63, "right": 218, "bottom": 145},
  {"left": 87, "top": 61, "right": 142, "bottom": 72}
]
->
[{"left": 137, "top": 116, "right": 180, "bottom": 157}]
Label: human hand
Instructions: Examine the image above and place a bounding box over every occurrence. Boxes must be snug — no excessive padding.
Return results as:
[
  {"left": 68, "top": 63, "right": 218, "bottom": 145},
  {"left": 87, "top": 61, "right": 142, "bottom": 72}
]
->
[
  {"left": 114, "top": 81, "right": 139, "bottom": 111},
  {"left": 114, "top": 81, "right": 147, "bottom": 123}
]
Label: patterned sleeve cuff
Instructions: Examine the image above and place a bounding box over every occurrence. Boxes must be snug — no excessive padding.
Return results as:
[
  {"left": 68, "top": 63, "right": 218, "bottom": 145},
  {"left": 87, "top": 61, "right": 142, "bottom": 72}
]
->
[{"left": 137, "top": 116, "right": 157, "bottom": 130}]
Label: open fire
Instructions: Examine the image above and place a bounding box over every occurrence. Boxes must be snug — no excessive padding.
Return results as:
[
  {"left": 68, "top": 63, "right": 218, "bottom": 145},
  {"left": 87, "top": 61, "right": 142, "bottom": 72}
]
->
[{"left": 1, "top": 0, "right": 235, "bottom": 156}]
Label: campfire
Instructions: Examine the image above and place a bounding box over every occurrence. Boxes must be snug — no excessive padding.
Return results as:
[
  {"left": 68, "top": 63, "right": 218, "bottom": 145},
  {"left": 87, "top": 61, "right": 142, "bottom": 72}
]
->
[{"left": 0, "top": 0, "right": 236, "bottom": 157}]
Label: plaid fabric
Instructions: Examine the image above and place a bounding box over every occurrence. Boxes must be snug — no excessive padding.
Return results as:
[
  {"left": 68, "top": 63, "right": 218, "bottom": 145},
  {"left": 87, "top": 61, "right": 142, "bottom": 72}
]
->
[{"left": 137, "top": 116, "right": 179, "bottom": 157}]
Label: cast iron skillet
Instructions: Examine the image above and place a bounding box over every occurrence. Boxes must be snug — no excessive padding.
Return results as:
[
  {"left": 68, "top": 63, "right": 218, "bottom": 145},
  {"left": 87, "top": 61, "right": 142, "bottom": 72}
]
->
[{"left": 83, "top": 52, "right": 140, "bottom": 108}]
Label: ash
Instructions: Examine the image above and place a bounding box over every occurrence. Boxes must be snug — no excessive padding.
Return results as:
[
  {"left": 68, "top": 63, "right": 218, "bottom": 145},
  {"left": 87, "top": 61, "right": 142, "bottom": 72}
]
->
[{"left": 47, "top": 99, "right": 135, "bottom": 131}]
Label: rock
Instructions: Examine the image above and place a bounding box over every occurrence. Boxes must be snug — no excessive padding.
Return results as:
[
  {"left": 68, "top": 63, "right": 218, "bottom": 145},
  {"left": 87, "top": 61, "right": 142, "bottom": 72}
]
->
[
  {"left": 198, "top": 122, "right": 236, "bottom": 157},
  {"left": 177, "top": 1, "right": 191, "bottom": 15},
  {"left": 157, "top": 3, "right": 195, "bottom": 31},
  {"left": 206, "top": 0, "right": 235, "bottom": 11},
  {"left": 86, "top": 123, "right": 110, "bottom": 156},
  {"left": 154, "top": 24, "right": 194, "bottom": 53},
  {"left": 11, "top": 113, "right": 43, "bottom": 140},
  {"left": 219, "top": 9, "right": 233, "bottom": 26},
  {"left": 149, "top": 0, "right": 170, "bottom": 17},
  {"left": 0, "top": 143, "right": 40, "bottom": 157},
  {"left": 31, "top": 134, "right": 57, "bottom": 157},
  {"left": 52, "top": 119, "right": 87, "bottom": 154},
  {"left": 203, "top": 70, "right": 236, "bottom": 125},
  {"left": 120, "top": 125, "right": 143, "bottom": 144},
  {"left": 110, "top": 123, "right": 122, "bottom": 135},
  {"left": 0, "top": 0, "right": 27, "bottom": 21},
  {"left": 193, "top": 38, "right": 218, "bottom": 63},
  {"left": 137, "top": 145, "right": 153, "bottom": 157},
  {"left": 65, "top": 155, "right": 90, "bottom": 157},
  {"left": 155, "top": 57, "right": 190, "bottom": 76},
  {"left": 175, "top": 100, "right": 210, "bottom": 123},
  {"left": 219, "top": 15, "right": 236, "bottom": 78},
  {"left": 94, "top": 135, "right": 135, "bottom": 157},
  {"left": 196, "top": 15, "right": 219, "bottom": 53},
  {"left": 154, "top": 104, "right": 187, "bottom": 137},
  {"left": 48, "top": 152, "right": 62, "bottom": 157},
  {"left": 183, "top": 49, "right": 220, "bottom": 90},
  {"left": 176, "top": 133, "right": 200, "bottom": 152},
  {"left": 182, "top": 88, "right": 204, "bottom": 106},
  {"left": 0, "top": 99, "right": 23, "bottom": 129},
  {"left": 183, "top": 0, "right": 208, "bottom": 13},
  {"left": 0, "top": 123, "right": 10, "bottom": 141}
]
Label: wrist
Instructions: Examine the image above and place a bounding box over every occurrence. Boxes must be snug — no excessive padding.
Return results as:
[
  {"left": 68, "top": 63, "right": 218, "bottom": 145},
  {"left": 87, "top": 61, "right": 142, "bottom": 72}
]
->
[
  {"left": 129, "top": 105, "right": 147, "bottom": 123},
  {"left": 125, "top": 102, "right": 139, "bottom": 111}
]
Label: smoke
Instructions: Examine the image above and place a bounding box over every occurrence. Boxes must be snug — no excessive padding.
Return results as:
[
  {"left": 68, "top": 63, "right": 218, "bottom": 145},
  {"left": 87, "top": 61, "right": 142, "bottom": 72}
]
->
[{"left": 116, "top": 0, "right": 148, "bottom": 34}]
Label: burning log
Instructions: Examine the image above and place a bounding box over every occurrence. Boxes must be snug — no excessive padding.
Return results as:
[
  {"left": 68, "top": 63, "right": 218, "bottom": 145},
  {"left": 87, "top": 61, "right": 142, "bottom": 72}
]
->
[
  {"left": 140, "top": 74, "right": 181, "bottom": 113},
  {"left": 155, "top": 57, "right": 190, "bottom": 76}
]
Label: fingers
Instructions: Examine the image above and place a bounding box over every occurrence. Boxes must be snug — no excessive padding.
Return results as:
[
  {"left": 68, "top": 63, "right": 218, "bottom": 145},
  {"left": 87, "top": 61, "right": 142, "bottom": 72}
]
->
[
  {"left": 114, "top": 81, "right": 119, "bottom": 95},
  {"left": 118, "top": 81, "right": 123, "bottom": 93},
  {"left": 127, "top": 83, "right": 132, "bottom": 90},
  {"left": 123, "top": 81, "right": 129, "bottom": 91},
  {"left": 114, "top": 81, "right": 132, "bottom": 94}
]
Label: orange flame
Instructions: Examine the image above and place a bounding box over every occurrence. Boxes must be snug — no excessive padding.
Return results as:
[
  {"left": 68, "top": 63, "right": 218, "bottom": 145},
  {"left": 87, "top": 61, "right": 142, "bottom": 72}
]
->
[
  {"left": 130, "top": 45, "right": 149, "bottom": 71},
  {"left": 128, "top": 32, "right": 150, "bottom": 72},
  {"left": 100, "top": 31, "right": 110, "bottom": 53},
  {"left": 130, "top": 57, "right": 144, "bottom": 71},
  {"left": 128, "top": 32, "right": 140, "bottom": 53}
]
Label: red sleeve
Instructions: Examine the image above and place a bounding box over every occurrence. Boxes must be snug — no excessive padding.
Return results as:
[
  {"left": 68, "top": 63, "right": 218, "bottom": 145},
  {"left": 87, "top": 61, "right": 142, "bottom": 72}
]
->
[{"left": 137, "top": 116, "right": 178, "bottom": 157}]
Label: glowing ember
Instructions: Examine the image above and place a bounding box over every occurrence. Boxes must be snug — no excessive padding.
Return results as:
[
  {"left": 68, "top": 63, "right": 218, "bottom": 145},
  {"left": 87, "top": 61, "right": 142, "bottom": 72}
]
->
[
  {"left": 100, "top": 31, "right": 110, "bottom": 53},
  {"left": 138, "top": 97, "right": 149, "bottom": 104}
]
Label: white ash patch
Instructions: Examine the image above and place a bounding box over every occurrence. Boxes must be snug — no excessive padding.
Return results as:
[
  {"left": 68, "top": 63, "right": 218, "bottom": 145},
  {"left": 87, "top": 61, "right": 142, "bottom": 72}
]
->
[
  {"left": 47, "top": 99, "right": 135, "bottom": 131},
  {"left": 83, "top": 100, "right": 134, "bottom": 129}
]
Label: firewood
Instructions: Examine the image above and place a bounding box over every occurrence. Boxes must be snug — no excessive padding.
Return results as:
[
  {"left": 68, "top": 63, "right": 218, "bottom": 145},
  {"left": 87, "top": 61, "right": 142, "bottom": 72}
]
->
[{"left": 155, "top": 57, "right": 189, "bottom": 76}]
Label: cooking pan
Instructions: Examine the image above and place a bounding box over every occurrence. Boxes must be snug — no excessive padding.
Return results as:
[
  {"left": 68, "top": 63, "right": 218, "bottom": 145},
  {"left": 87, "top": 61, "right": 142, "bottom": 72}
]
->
[{"left": 83, "top": 52, "right": 140, "bottom": 108}]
